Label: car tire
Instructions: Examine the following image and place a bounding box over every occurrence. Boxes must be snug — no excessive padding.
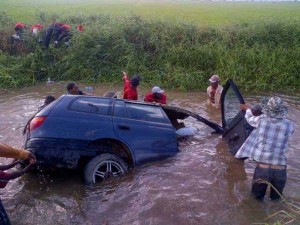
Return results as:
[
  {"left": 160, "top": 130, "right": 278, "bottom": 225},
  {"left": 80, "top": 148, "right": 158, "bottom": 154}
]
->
[{"left": 84, "top": 153, "right": 128, "bottom": 185}]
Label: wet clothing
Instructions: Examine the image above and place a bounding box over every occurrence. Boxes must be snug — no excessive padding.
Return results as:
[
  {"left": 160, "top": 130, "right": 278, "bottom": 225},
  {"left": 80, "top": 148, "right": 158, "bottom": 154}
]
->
[
  {"left": 123, "top": 77, "right": 138, "bottom": 100},
  {"left": 207, "top": 84, "right": 223, "bottom": 108},
  {"left": 235, "top": 109, "right": 294, "bottom": 166},
  {"left": 235, "top": 109, "right": 294, "bottom": 200},
  {"left": 252, "top": 165, "right": 286, "bottom": 200},
  {"left": 44, "top": 23, "right": 71, "bottom": 48},
  {"left": 0, "top": 199, "right": 10, "bottom": 225},
  {"left": 144, "top": 93, "right": 167, "bottom": 104}
]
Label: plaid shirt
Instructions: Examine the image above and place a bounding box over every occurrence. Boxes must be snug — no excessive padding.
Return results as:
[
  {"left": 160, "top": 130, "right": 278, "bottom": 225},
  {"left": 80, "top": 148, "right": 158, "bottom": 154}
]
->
[{"left": 235, "top": 109, "right": 294, "bottom": 165}]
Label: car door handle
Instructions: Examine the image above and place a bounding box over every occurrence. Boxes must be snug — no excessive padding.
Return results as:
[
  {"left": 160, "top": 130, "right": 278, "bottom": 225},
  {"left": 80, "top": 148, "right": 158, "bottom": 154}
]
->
[{"left": 117, "top": 125, "right": 130, "bottom": 130}]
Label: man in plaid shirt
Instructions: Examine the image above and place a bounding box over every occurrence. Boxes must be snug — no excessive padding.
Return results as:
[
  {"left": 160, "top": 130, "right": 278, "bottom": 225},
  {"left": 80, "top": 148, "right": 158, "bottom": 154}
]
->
[{"left": 235, "top": 96, "right": 294, "bottom": 200}]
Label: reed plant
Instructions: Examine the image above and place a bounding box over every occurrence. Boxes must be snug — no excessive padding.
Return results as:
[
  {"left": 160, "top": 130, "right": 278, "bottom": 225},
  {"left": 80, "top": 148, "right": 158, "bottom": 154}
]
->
[
  {"left": 253, "top": 179, "right": 300, "bottom": 225},
  {"left": 0, "top": 11, "right": 299, "bottom": 93}
]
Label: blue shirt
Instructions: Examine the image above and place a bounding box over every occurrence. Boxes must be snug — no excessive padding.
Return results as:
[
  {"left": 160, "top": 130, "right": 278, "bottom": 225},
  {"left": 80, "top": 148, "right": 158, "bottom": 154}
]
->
[{"left": 235, "top": 109, "right": 294, "bottom": 165}]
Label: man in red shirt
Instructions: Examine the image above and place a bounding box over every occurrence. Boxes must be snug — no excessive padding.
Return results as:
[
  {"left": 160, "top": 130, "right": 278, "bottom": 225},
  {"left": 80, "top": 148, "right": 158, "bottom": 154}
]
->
[
  {"left": 122, "top": 72, "right": 141, "bottom": 100},
  {"left": 144, "top": 86, "right": 167, "bottom": 104}
]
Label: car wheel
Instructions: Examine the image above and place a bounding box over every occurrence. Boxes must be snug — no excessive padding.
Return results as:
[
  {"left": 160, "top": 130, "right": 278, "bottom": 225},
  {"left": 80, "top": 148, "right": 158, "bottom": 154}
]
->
[{"left": 84, "top": 153, "right": 128, "bottom": 185}]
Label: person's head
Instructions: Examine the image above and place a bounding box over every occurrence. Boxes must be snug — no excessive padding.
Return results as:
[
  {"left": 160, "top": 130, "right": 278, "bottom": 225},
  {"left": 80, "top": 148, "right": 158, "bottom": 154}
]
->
[
  {"left": 251, "top": 103, "right": 263, "bottom": 117},
  {"left": 261, "top": 96, "right": 288, "bottom": 119},
  {"left": 209, "top": 75, "right": 220, "bottom": 89},
  {"left": 15, "top": 22, "right": 25, "bottom": 32},
  {"left": 131, "top": 75, "right": 141, "bottom": 88},
  {"left": 67, "top": 82, "right": 80, "bottom": 95},
  {"left": 44, "top": 95, "right": 56, "bottom": 106},
  {"left": 151, "top": 86, "right": 164, "bottom": 94}
]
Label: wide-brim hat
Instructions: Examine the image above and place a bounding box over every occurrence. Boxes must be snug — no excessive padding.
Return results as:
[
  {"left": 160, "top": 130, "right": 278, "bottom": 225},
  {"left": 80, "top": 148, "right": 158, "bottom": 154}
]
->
[{"left": 261, "top": 96, "right": 288, "bottom": 119}]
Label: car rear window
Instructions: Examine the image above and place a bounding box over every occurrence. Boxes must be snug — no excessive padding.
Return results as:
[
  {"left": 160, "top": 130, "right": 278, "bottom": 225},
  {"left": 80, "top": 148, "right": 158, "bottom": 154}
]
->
[
  {"left": 69, "top": 97, "right": 112, "bottom": 115},
  {"left": 125, "top": 103, "right": 167, "bottom": 123}
]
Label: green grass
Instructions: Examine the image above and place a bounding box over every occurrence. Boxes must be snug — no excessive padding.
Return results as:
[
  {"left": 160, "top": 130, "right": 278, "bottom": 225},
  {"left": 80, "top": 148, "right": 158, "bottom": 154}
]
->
[
  {"left": 0, "top": 1, "right": 300, "bottom": 92},
  {"left": 1, "top": 0, "right": 300, "bottom": 26}
]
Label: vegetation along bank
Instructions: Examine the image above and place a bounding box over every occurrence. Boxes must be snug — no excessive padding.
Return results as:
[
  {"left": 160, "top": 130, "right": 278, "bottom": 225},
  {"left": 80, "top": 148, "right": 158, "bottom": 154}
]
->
[{"left": 0, "top": 10, "right": 299, "bottom": 93}]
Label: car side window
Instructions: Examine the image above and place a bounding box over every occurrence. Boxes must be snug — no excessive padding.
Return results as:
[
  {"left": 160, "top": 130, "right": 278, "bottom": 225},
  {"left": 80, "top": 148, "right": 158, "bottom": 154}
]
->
[
  {"left": 69, "top": 97, "right": 112, "bottom": 115},
  {"left": 126, "top": 103, "right": 167, "bottom": 123},
  {"left": 223, "top": 87, "right": 240, "bottom": 127},
  {"left": 113, "top": 100, "right": 127, "bottom": 118}
]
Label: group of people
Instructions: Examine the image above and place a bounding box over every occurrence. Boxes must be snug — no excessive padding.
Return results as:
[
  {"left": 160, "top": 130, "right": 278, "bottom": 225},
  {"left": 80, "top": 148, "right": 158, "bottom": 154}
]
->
[
  {"left": 0, "top": 73, "right": 295, "bottom": 223},
  {"left": 10, "top": 21, "right": 85, "bottom": 48},
  {"left": 121, "top": 72, "right": 167, "bottom": 104},
  {"left": 63, "top": 72, "right": 168, "bottom": 105},
  {"left": 207, "top": 74, "right": 295, "bottom": 201}
]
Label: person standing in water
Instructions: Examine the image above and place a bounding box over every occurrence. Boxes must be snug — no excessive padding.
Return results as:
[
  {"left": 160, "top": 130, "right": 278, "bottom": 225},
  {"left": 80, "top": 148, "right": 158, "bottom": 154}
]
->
[{"left": 207, "top": 75, "right": 223, "bottom": 108}]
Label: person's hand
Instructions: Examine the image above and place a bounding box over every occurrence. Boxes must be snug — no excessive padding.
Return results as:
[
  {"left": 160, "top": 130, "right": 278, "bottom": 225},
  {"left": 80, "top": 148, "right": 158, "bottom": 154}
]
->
[
  {"left": 12, "top": 159, "right": 21, "bottom": 166},
  {"left": 240, "top": 104, "right": 250, "bottom": 111},
  {"left": 122, "top": 71, "right": 128, "bottom": 80},
  {"left": 22, "top": 162, "right": 34, "bottom": 174},
  {"left": 27, "top": 152, "right": 37, "bottom": 164}
]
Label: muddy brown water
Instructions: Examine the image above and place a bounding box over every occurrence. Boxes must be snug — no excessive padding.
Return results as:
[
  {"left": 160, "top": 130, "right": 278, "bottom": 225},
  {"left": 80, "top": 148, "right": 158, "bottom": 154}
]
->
[{"left": 0, "top": 83, "right": 299, "bottom": 225}]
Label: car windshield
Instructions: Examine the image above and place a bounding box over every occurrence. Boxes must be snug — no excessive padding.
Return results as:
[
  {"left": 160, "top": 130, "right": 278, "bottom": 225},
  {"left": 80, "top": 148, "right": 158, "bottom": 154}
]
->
[{"left": 223, "top": 87, "right": 240, "bottom": 128}]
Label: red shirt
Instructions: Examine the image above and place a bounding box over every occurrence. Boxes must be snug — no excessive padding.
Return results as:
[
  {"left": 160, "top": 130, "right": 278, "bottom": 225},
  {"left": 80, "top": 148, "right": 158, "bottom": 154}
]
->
[
  {"left": 77, "top": 24, "right": 84, "bottom": 32},
  {"left": 144, "top": 93, "right": 167, "bottom": 104},
  {"left": 0, "top": 171, "right": 11, "bottom": 188},
  {"left": 123, "top": 77, "right": 138, "bottom": 100}
]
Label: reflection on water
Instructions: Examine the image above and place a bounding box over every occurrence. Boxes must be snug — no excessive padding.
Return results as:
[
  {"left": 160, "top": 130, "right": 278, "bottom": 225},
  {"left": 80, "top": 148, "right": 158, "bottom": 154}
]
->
[{"left": 0, "top": 83, "right": 299, "bottom": 225}]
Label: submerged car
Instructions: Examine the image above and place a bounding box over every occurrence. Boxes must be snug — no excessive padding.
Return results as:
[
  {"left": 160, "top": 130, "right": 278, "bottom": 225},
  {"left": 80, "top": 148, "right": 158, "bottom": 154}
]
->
[{"left": 23, "top": 79, "right": 250, "bottom": 184}]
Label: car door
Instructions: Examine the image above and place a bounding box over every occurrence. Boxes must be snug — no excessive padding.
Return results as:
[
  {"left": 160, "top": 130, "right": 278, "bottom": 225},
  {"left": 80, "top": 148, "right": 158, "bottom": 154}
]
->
[
  {"left": 221, "top": 79, "right": 252, "bottom": 156},
  {"left": 112, "top": 100, "right": 178, "bottom": 165}
]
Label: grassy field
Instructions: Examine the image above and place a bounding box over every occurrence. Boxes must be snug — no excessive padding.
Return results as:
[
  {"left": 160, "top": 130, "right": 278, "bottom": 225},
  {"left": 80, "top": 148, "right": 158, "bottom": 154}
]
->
[
  {"left": 0, "top": 0, "right": 300, "bottom": 92},
  {"left": 1, "top": 0, "right": 300, "bottom": 26}
]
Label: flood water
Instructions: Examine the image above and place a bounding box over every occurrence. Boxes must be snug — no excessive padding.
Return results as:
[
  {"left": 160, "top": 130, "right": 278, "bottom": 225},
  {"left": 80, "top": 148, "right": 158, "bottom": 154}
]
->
[{"left": 0, "top": 83, "right": 299, "bottom": 225}]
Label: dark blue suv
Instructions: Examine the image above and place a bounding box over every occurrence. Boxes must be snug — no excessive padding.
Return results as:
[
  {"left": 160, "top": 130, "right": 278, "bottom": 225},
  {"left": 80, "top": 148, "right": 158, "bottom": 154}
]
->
[{"left": 24, "top": 80, "right": 250, "bottom": 184}]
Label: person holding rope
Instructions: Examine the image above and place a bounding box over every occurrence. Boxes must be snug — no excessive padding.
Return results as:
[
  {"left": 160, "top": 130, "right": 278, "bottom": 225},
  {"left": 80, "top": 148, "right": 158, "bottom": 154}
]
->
[{"left": 0, "top": 143, "right": 36, "bottom": 224}]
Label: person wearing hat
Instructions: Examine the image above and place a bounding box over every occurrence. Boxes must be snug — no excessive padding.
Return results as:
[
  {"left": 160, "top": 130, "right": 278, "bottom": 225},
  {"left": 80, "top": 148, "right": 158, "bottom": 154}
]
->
[
  {"left": 144, "top": 86, "right": 167, "bottom": 104},
  {"left": 236, "top": 97, "right": 294, "bottom": 201},
  {"left": 122, "top": 71, "right": 141, "bottom": 100},
  {"left": 207, "top": 75, "right": 223, "bottom": 108}
]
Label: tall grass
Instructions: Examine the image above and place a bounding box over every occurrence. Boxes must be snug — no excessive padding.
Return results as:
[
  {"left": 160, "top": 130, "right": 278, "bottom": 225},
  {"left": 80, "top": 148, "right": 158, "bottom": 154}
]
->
[{"left": 0, "top": 11, "right": 299, "bottom": 92}]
